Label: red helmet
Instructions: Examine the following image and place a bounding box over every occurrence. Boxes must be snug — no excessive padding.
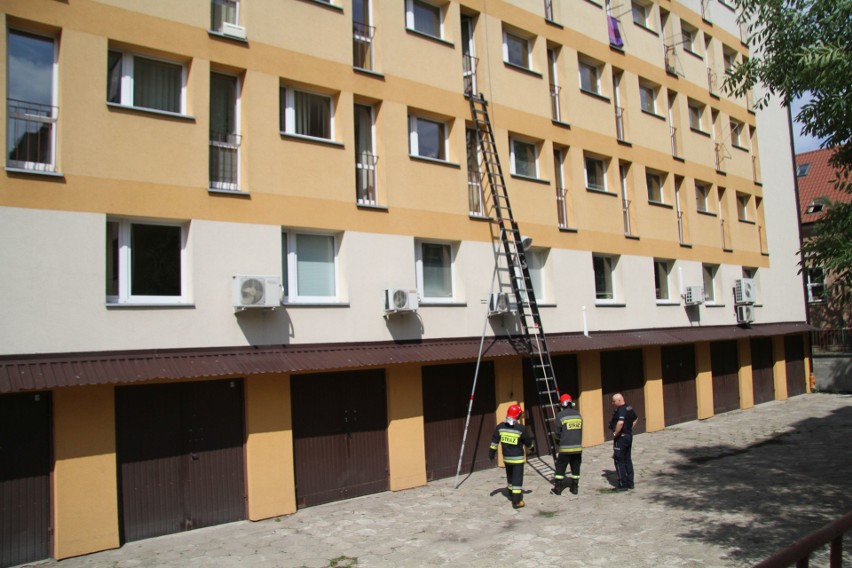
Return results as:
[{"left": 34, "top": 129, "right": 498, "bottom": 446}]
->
[
  {"left": 506, "top": 404, "right": 523, "bottom": 420},
  {"left": 560, "top": 393, "right": 573, "bottom": 407}
]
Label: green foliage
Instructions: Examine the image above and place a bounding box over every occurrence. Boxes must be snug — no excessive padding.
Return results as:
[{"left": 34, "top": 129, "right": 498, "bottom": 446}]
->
[{"left": 800, "top": 200, "right": 852, "bottom": 290}]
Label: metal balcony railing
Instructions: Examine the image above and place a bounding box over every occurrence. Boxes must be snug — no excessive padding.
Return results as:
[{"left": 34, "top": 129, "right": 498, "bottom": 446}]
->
[
  {"left": 468, "top": 168, "right": 485, "bottom": 217},
  {"left": 707, "top": 67, "right": 719, "bottom": 94},
  {"left": 664, "top": 45, "right": 677, "bottom": 74},
  {"left": 550, "top": 83, "right": 562, "bottom": 122},
  {"left": 811, "top": 329, "right": 852, "bottom": 352},
  {"left": 353, "top": 22, "right": 375, "bottom": 71},
  {"left": 622, "top": 198, "right": 632, "bottom": 236},
  {"left": 615, "top": 106, "right": 626, "bottom": 142},
  {"left": 6, "top": 98, "right": 58, "bottom": 172},
  {"left": 752, "top": 155, "right": 762, "bottom": 183},
  {"left": 556, "top": 186, "right": 569, "bottom": 229},
  {"left": 670, "top": 126, "right": 681, "bottom": 158},
  {"left": 720, "top": 218, "right": 728, "bottom": 249},
  {"left": 715, "top": 142, "right": 726, "bottom": 171},
  {"left": 356, "top": 151, "right": 379, "bottom": 205},
  {"left": 677, "top": 210, "right": 685, "bottom": 244},
  {"left": 463, "top": 54, "right": 478, "bottom": 96},
  {"left": 209, "top": 131, "right": 242, "bottom": 190}
]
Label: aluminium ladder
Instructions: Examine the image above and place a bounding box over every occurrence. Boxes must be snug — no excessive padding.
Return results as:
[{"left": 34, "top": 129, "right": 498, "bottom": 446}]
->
[{"left": 468, "top": 93, "right": 562, "bottom": 461}]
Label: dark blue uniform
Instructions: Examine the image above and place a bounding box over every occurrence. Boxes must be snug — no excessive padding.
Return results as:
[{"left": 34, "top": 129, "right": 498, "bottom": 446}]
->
[
  {"left": 609, "top": 403, "right": 638, "bottom": 489},
  {"left": 490, "top": 420, "right": 535, "bottom": 508},
  {"left": 552, "top": 406, "right": 583, "bottom": 495}
]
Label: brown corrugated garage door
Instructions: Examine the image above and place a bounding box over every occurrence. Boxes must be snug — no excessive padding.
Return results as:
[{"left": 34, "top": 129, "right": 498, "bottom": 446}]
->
[
  {"left": 292, "top": 370, "right": 388, "bottom": 507},
  {"left": 785, "top": 335, "right": 807, "bottom": 396},
  {"left": 751, "top": 338, "right": 775, "bottom": 404},
  {"left": 423, "top": 362, "right": 495, "bottom": 481},
  {"left": 1, "top": 392, "right": 51, "bottom": 568},
  {"left": 601, "top": 349, "right": 646, "bottom": 440},
  {"left": 711, "top": 340, "right": 740, "bottom": 414},
  {"left": 115, "top": 380, "right": 246, "bottom": 543},
  {"left": 662, "top": 345, "right": 697, "bottom": 426},
  {"left": 523, "top": 355, "right": 579, "bottom": 457}
]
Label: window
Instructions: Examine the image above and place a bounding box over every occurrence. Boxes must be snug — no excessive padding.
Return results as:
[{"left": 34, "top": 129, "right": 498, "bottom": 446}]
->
[
  {"left": 503, "top": 30, "right": 531, "bottom": 69},
  {"left": 681, "top": 22, "right": 699, "bottom": 54},
  {"left": 646, "top": 170, "right": 664, "bottom": 203},
  {"left": 209, "top": 72, "right": 241, "bottom": 191},
  {"left": 106, "top": 219, "right": 188, "bottom": 304},
  {"left": 654, "top": 259, "right": 672, "bottom": 301},
  {"left": 585, "top": 155, "right": 607, "bottom": 191},
  {"left": 695, "top": 182, "right": 710, "bottom": 212},
  {"left": 280, "top": 86, "right": 333, "bottom": 140},
  {"left": 806, "top": 268, "right": 825, "bottom": 303},
  {"left": 406, "top": 0, "right": 442, "bottom": 38},
  {"left": 593, "top": 254, "right": 617, "bottom": 301},
  {"left": 796, "top": 163, "right": 812, "bottom": 177},
  {"left": 7, "top": 29, "right": 57, "bottom": 172},
  {"left": 723, "top": 47, "right": 737, "bottom": 72},
  {"left": 466, "top": 128, "right": 485, "bottom": 216},
  {"left": 353, "top": 0, "right": 374, "bottom": 70},
  {"left": 354, "top": 103, "right": 378, "bottom": 205},
  {"left": 282, "top": 231, "right": 338, "bottom": 302},
  {"left": 416, "top": 241, "right": 454, "bottom": 302},
  {"left": 639, "top": 82, "right": 657, "bottom": 114},
  {"left": 527, "top": 248, "right": 547, "bottom": 302},
  {"left": 107, "top": 50, "right": 186, "bottom": 114},
  {"left": 702, "top": 263, "right": 718, "bottom": 303},
  {"left": 730, "top": 119, "right": 744, "bottom": 147},
  {"left": 409, "top": 114, "right": 447, "bottom": 160},
  {"left": 510, "top": 136, "right": 538, "bottom": 177},
  {"left": 211, "top": 0, "right": 240, "bottom": 32},
  {"left": 805, "top": 197, "right": 828, "bottom": 214},
  {"left": 579, "top": 59, "right": 601, "bottom": 95},
  {"left": 736, "top": 192, "right": 750, "bottom": 221},
  {"left": 632, "top": 0, "right": 651, "bottom": 27},
  {"left": 688, "top": 100, "right": 704, "bottom": 130}
]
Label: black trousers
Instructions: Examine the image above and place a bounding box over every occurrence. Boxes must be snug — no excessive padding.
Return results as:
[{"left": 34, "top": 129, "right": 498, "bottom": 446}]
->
[
  {"left": 613, "top": 433, "right": 634, "bottom": 488},
  {"left": 554, "top": 452, "right": 582, "bottom": 481},
  {"left": 505, "top": 462, "right": 525, "bottom": 502}
]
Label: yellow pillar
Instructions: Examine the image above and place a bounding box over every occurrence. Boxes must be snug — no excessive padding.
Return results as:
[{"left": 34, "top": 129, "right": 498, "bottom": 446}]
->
[
  {"left": 738, "top": 338, "right": 754, "bottom": 410},
  {"left": 578, "top": 350, "right": 604, "bottom": 447},
  {"left": 773, "top": 335, "right": 789, "bottom": 400},
  {"left": 245, "top": 374, "right": 295, "bottom": 520},
  {"left": 494, "top": 357, "right": 523, "bottom": 417},
  {"left": 53, "top": 386, "right": 120, "bottom": 560},
  {"left": 386, "top": 364, "right": 427, "bottom": 491},
  {"left": 695, "top": 342, "right": 714, "bottom": 419},
  {"left": 643, "top": 346, "right": 665, "bottom": 432},
  {"left": 804, "top": 333, "right": 814, "bottom": 393}
]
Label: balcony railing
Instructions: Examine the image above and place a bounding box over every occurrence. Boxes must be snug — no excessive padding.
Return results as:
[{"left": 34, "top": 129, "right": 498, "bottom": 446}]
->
[
  {"left": 714, "top": 142, "right": 726, "bottom": 171},
  {"left": 615, "top": 106, "right": 626, "bottom": 142},
  {"left": 811, "top": 328, "right": 852, "bottom": 352},
  {"left": 353, "top": 21, "right": 375, "bottom": 71},
  {"left": 468, "top": 168, "right": 485, "bottom": 217},
  {"left": 622, "top": 197, "right": 632, "bottom": 236},
  {"left": 556, "top": 186, "right": 569, "bottom": 228},
  {"left": 356, "top": 151, "right": 379, "bottom": 205},
  {"left": 752, "top": 155, "right": 762, "bottom": 183},
  {"left": 209, "top": 131, "right": 242, "bottom": 191},
  {"left": 664, "top": 45, "right": 677, "bottom": 75},
  {"left": 463, "top": 54, "right": 478, "bottom": 96},
  {"left": 6, "top": 98, "right": 58, "bottom": 172},
  {"left": 707, "top": 67, "right": 719, "bottom": 94},
  {"left": 677, "top": 210, "right": 685, "bottom": 244},
  {"left": 550, "top": 83, "right": 562, "bottom": 122},
  {"left": 670, "top": 126, "right": 681, "bottom": 158},
  {"left": 720, "top": 218, "right": 728, "bottom": 249}
]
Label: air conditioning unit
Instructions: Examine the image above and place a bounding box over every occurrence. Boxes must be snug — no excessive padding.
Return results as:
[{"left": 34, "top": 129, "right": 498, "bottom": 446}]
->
[
  {"left": 735, "top": 304, "right": 754, "bottom": 325},
  {"left": 232, "top": 275, "right": 280, "bottom": 309},
  {"left": 221, "top": 22, "right": 247, "bottom": 40},
  {"left": 683, "top": 285, "right": 705, "bottom": 306},
  {"left": 488, "top": 292, "right": 513, "bottom": 315},
  {"left": 384, "top": 288, "right": 418, "bottom": 314},
  {"left": 734, "top": 278, "right": 756, "bottom": 304}
]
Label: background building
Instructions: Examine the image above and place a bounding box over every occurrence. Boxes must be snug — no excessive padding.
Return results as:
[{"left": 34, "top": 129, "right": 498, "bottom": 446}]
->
[{"left": 1, "top": 0, "right": 809, "bottom": 564}]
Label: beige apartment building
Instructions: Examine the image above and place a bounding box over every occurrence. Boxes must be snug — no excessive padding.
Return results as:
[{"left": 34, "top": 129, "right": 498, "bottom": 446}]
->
[{"left": 0, "top": 0, "right": 810, "bottom": 564}]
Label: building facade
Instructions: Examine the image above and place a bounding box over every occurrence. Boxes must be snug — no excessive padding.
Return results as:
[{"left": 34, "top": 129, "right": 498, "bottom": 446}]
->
[{"left": 1, "top": 0, "right": 809, "bottom": 564}]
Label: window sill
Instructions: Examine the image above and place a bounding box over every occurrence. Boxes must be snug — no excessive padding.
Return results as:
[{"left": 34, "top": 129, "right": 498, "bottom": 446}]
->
[
  {"left": 690, "top": 127, "right": 711, "bottom": 138},
  {"left": 469, "top": 213, "right": 492, "bottom": 221},
  {"left": 595, "top": 301, "right": 627, "bottom": 307},
  {"left": 300, "top": 0, "right": 343, "bottom": 11},
  {"left": 583, "top": 0, "right": 604, "bottom": 8},
  {"left": 208, "top": 30, "right": 249, "bottom": 44},
  {"left": 354, "top": 67, "right": 385, "bottom": 79},
  {"left": 697, "top": 209, "right": 717, "bottom": 217},
  {"left": 656, "top": 300, "right": 681, "bottom": 306},
  {"left": 617, "top": 139, "right": 633, "bottom": 147},
  {"left": 280, "top": 132, "right": 344, "bottom": 148},
  {"left": 625, "top": 233, "right": 640, "bottom": 240},
  {"left": 106, "top": 302, "right": 195, "bottom": 309},
  {"left": 503, "top": 61, "right": 543, "bottom": 78},
  {"left": 552, "top": 119, "right": 571, "bottom": 129},
  {"left": 510, "top": 173, "right": 550, "bottom": 185},
  {"left": 634, "top": 22, "right": 659, "bottom": 36},
  {"left": 580, "top": 89, "right": 611, "bottom": 103},
  {"left": 732, "top": 143, "right": 750, "bottom": 153},
  {"left": 5, "top": 166, "right": 64, "bottom": 178},
  {"left": 704, "top": 302, "right": 726, "bottom": 308},
  {"left": 357, "top": 202, "right": 389, "bottom": 212},
  {"left": 409, "top": 154, "right": 461, "bottom": 168},
  {"left": 405, "top": 27, "right": 454, "bottom": 48},
  {"left": 545, "top": 18, "right": 564, "bottom": 29},
  {"left": 559, "top": 226, "right": 578, "bottom": 233},
  {"left": 610, "top": 43, "right": 625, "bottom": 54},
  {"left": 641, "top": 109, "right": 666, "bottom": 121},
  {"left": 419, "top": 301, "right": 468, "bottom": 307},
  {"left": 680, "top": 242, "right": 693, "bottom": 248},
  {"left": 283, "top": 301, "right": 350, "bottom": 307},
  {"left": 586, "top": 186, "right": 617, "bottom": 196},
  {"left": 209, "top": 187, "right": 250, "bottom": 197},
  {"left": 107, "top": 102, "right": 195, "bottom": 121},
  {"left": 738, "top": 218, "right": 756, "bottom": 225},
  {"left": 648, "top": 199, "right": 673, "bottom": 209},
  {"left": 684, "top": 49, "right": 703, "bottom": 61}
]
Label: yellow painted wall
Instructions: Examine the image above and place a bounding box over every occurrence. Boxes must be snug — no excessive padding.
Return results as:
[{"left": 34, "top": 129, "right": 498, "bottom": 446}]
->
[
  {"left": 804, "top": 334, "right": 813, "bottom": 393},
  {"left": 773, "top": 335, "right": 789, "bottom": 400},
  {"left": 695, "top": 341, "right": 714, "bottom": 419},
  {"left": 578, "top": 351, "right": 604, "bottom": 447},
  {"left": 386, "top": 364, "right": 427, "bottom": 491},
  {"left": 245, "top": 374, "right": 295, "bottom": 520},
  {"left": 643, "top": 346, "right": 665, "bottom": 432},
  {"left": 493, "top": 357, "right": 524, "bottom": 464},
  {"left": 53, "top": 386, "right": 120, "bottom": 559},
  {"left": 737, "top": 338, "right": 754, "bottom": 409}
]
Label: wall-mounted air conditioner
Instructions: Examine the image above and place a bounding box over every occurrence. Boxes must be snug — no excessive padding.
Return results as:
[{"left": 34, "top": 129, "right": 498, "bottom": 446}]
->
[
  {"left": 734, "top": 278, "right": 756, "bottom": 304},
  {"left": 488, "top": 292, "right": 513, "bottom": 315},
  {"left": 221, "top": 22, "right": 247, "bottom": 40},
  {"left": 232, "top": 275, "right": 281, "bottom": 310},
  {"left": 736, "top": 304, "right": 754, "bottom": 325},
  {"left": 683, "top": 285, "right": 705, "bottom": 306},
  {"left": 384, "top": 288, "right": 418, "bottom": 315}
]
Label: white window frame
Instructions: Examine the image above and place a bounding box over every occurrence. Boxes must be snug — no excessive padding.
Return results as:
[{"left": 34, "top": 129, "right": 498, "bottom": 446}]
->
[
  {"left": 281, "top": 230, "right": 340, "bottom": 303},
  {"left": 730, "top": 119, "right": 744, "bottom": 148},
  {"left": 632, "top": 0, "right": 652, "bottom": 28},
  {"left": 209, "top": 71, "right": 241, "bottom": 192},
  {"left": 503, "top": 29, "right": 532, "bottom": 70},
  {"left": 688, "top": 100, "right": 704, "bottom": 131},
  {"left": 736, "top": 192, "right": 750, "bottom": 221},
  {"left": 639, "top": 82, "right": 657, "bottom": 114},
  {"left": 509, "top": 136, "right": 539, "bottom": 178},
  {"left": 806, "top": 267, "right": 825, "bottom": 303},
  {"left": 681, "top": 22, "right": 699, "bottom": 54},
  {"left": 593, "top": 254, "right": 618, "bottom": 303},
  {"left": 106, "top": 218, "right": 189, "bottom": 305},
  {"left": 416, "top": 240, "right": 455, "bottom": 303},
  {"left": 210, "top": 0, "right": 240, "bottom": 32},
  {"left": 646, "top": 170, "right": 665, "bottom": 203},
  {"left": 585, "top": 154, "right": 607, "bottom": 192},
  {"left": 405, "top": 0, "right": 443, "bottom": 39},
  {"left": 409, "top": 114, "right": 448, "bottom": 161},
  {"left": 695, "top": 182, "right": 710, "bottom": 212},
  {"left": 527, "top": 247, "right": 548, "bottom": 302},
  {"left": 280, "top": 86, "right": 335, "bottom": 141},
  {"left": 579, "top": 60, "right": 601, "bottom": 94},
  {"left": 702, "top": 263, "right": 718, "bottom": 303},
  {"left": 654, "top": 259, "right": 672, "bottom": 301},
  {"left": 107, "top": 50, "right": 188, "bottom": 115}
]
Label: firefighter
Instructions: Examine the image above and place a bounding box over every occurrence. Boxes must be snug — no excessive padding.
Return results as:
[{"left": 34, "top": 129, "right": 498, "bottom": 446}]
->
[
  {"left": 489, "top": 403, "right": 535, "bottom": 509},
  {"left": 551, "top": 393, "right": 583, "bottom": 495}
]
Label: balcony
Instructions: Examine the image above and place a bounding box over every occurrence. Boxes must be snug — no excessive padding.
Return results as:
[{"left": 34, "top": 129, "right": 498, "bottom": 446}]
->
[
  {"left": 6, "top": 98, "right": 58, "bottom": 173},
  {"left": 356, "top": 151, "right": 379, "bottom": 206},
  {"left": 615, "top": 106, "right": 627, "bottom": 142},
  {"left": 550, "top": 83, "right": 563, "bottom": 122},
  {"left": 209, "top": 131, "right": 242, "bottom": 191},
  {"left": 353, "top": 21, "right": 375, "bottom": 71}
]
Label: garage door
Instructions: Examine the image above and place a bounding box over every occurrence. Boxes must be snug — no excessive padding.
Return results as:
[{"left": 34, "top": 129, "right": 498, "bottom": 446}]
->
[
  {"left": 601, "top": 349, "right": 646, "bottom": 440},
  {"left": 423, "top": 362, "right": 495, "bottom": 481},
  {"left": 662, "top": 345, "right": 697, "bottom": 426},
  {"left": 711, "top": 341, "right": 740, "bottom": 414},
  {"left": 1, "top": 392, "right": 51, "bottom": 568},
  {"left": 751, "top": 338, "right": 775, "bottom": 405},
  {"left": 785, "top": 335, "right": 807, "bottom": 396},
  {"left": 292, "top": 370, "right": 388, "bottom": 507},
  {"left": 116, "top": 380, "right": 246, "bottom": 543},
  {"left": 523, "top": 354, "right": 579, "bottom": 457}
]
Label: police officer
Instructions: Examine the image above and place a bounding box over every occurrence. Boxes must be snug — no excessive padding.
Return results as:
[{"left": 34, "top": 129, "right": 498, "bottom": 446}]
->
[
  {"left": 551, "top": 393, "right": 583, "bottom": 495},
  {"left": 490, "top": 403, "right": 535, "bottom": 509},
  {"left": 609, "top": 393, "right": 639, "bottom": 491}
]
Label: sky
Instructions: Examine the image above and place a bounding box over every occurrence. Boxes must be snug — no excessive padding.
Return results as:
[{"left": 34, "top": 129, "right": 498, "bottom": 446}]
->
[{"left": 790, "top": 94, "right": 828, "bottom": 155}]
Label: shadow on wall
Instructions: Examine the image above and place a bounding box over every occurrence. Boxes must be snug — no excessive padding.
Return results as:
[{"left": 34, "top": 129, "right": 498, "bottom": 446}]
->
[
  {"left": 813, "top": 354, "right": 852, "bottom": 393},
  {"left": 235, "top": 308, "right": 294, "bottom": 345}
]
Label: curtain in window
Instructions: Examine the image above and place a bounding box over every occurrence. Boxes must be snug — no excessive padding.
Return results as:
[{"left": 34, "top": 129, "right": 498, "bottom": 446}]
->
[
  {"left": 415, "top": 119, "right": 444, "bottom": 159},
  {"left": 295, "top": 91, "right": 330, "bottom": 139},
  {"left": 211, "top": 0, "right": 238, "bottom": 30},
  {"left": 422, "top": 243, "right": 451, "bottom": 298},
  {"left": 297, "top": 234, "right": 335, "bottom": 297},
  {"left": 413, "top": 1, "right": 440, "bottom": 35},
  {"left": 513, "top": 140, "right": 535, "bottom": 177},
  {"left": 506, "top": 34, "right": 528, "bottom": 67},
  {"left": 134, "top": 57, "right": 181, "bottom": 113}
]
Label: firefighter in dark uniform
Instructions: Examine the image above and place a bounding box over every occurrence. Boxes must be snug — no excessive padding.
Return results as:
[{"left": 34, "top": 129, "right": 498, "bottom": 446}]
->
[
  {"left": 609, "top": 392, "right": 639, "bottom": 491},
  {"left": 551, "top": 393, "right": 583, "bottom": 495},
  {"left": 490, "top": 403, "right": 535, "bottom": 509}
]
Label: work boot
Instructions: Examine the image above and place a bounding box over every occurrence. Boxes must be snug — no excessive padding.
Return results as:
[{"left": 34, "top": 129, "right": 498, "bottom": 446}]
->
[
  {"left": 569, "top": 479, "right": 579, "bottom": 495},
  {"left": 513, "top": 499, "right": 525, "bottom": 509},
  {"left": 550, "top": 478, "right": 565, "bottom": 495}
]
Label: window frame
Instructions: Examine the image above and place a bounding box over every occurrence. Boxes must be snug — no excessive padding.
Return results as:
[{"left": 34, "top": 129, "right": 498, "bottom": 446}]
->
[
  {"left": 210, "top": 0, "right": 240, "bottom": 32},
  {"left": 695, "top": 182, "right": 711, "bottom": 213},
  {"left": 806, "top": 267, "right": 826, "bottom": 303},
  {"left": 281, "top": 230, "right": 340, "bottom": 304},
  {"left": 280, "top": 85, "right": 335, "bottom": 142},
  {"left": 503, "top": 29, "right": 532, "bottom": 70},
  {"left": 584, "top": 154, "right": 607, "bottom": 192},
  {"left": 405, "top": 0, "right": 443, "bottom": 39},
  {"left": 578, "top": 59, "right": 601, "bottom": 95},
  {"left": 654, "top": 258, "right": 672, "bottom": 301},
  {"left": 646, "top": 170, "right": 665, "bottom": 203},
  {"left": 639, "top": 82, "right": 657, "bottom": 114},
  {"left": 107, "top": 49, "right": 188, "bottom": 116},
  {"left": 702, "top": 263, "right": 718, "bottom": 303},
  {"left": 736, "top": 192, "right": 750, "bottom": 221},
  {"left": 509, "top": 135, "right": 539, "bottom": 178},
  {"left": 687, "top": 100, "right": 705, "bottom": 131},
  {"left": 416, "top": 239, "right": 456, "bottom": 303},
  {"left": 593, "top": 254, "right": 617, "bottom": 303},
  {"left": 681, "top": 22, "right": 700, "bottom": 55},
  {"left": 409, "top": 113, "right": 449, "bottom": 161},
  {"left": 631, "top": 0, "right": 652, "bottom": 28},
  {"left": 209, "top": 70, "right": 242, "bottom": 192}
]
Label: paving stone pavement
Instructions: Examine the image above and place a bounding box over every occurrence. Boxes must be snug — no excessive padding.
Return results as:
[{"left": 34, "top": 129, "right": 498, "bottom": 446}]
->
[{"left": 26, "top": 393, "right": 852, "bottom": 568}]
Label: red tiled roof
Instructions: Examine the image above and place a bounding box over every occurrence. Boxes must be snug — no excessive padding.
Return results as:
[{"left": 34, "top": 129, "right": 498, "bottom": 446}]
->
[{"left": 795, "top": 148, "right": 850, "bottom": 223}]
